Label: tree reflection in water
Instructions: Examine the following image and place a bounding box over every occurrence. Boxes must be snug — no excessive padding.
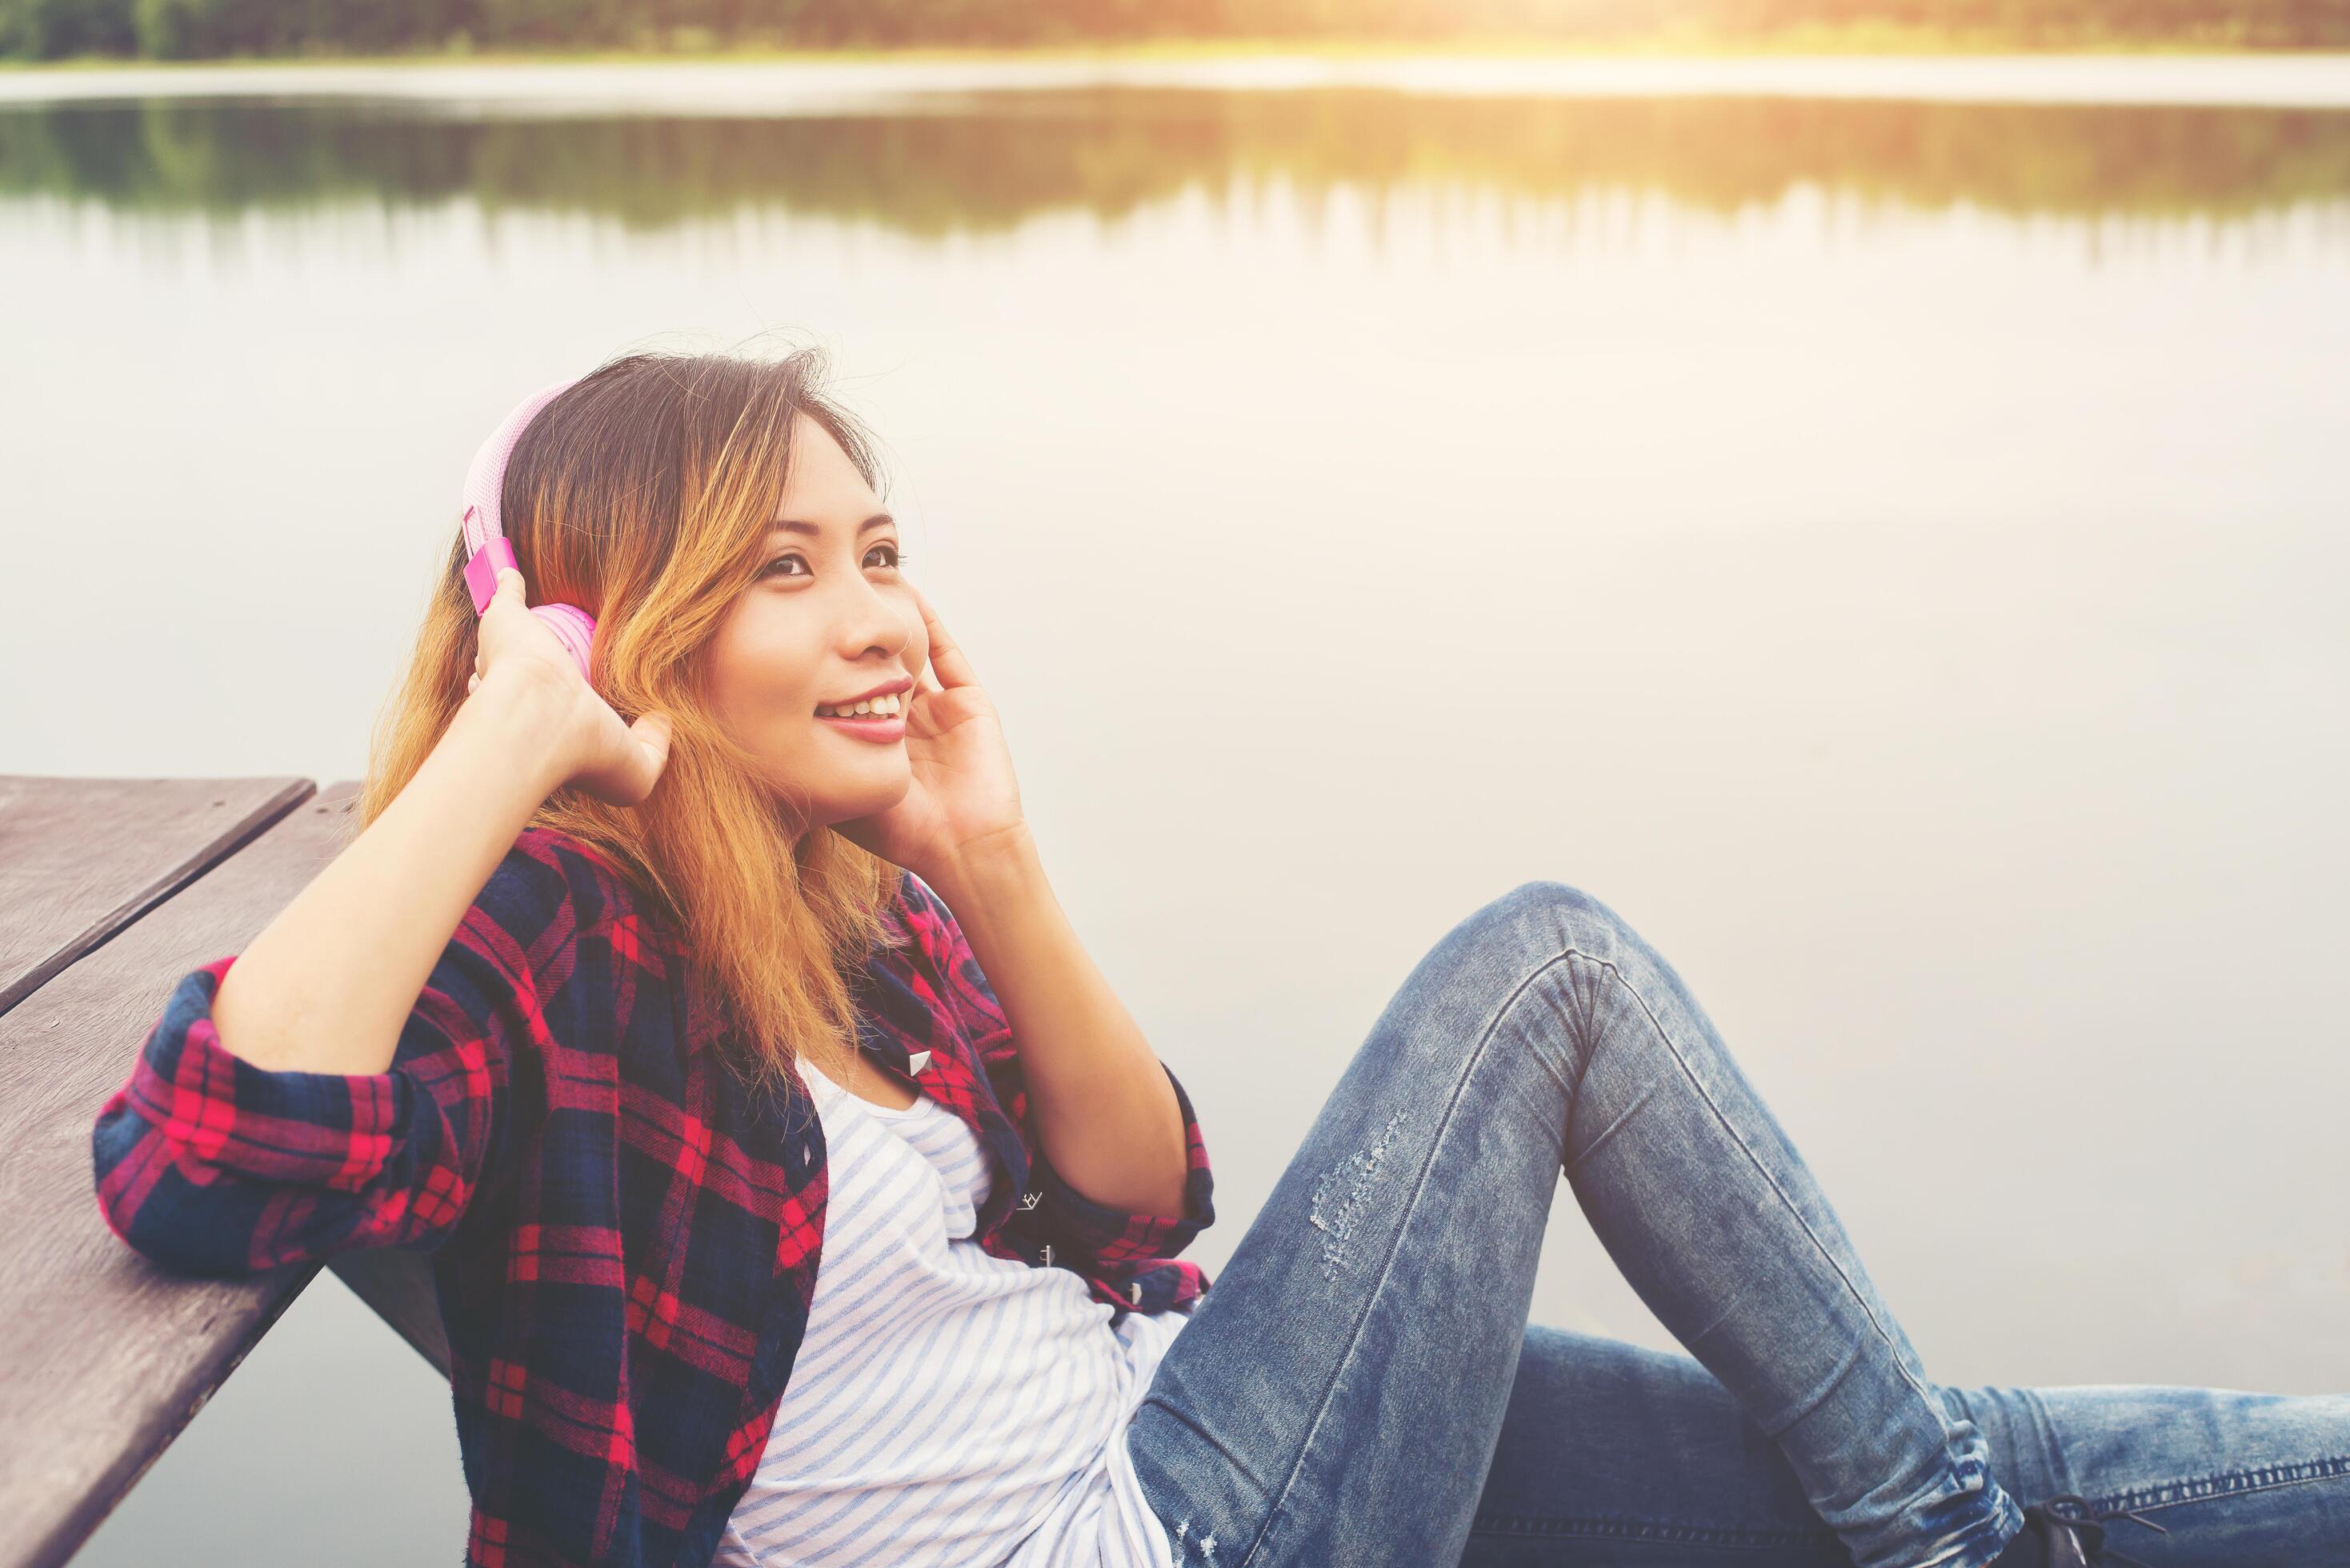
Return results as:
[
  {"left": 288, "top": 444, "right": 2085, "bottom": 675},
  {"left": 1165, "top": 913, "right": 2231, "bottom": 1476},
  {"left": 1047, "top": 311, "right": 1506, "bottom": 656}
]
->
[{"left": 4, "top": 88, "right": 2348, "bottom": 237}]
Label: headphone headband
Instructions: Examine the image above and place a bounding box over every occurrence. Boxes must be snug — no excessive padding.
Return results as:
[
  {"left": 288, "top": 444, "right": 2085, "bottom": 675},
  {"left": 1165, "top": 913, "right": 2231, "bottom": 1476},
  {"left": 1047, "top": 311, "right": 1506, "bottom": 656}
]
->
[
  {"left": 461, "top": 377, "right": 598, "bottom": 683},
  {"left": 460, "top": 378, "right": 576, "bottom": 612}
]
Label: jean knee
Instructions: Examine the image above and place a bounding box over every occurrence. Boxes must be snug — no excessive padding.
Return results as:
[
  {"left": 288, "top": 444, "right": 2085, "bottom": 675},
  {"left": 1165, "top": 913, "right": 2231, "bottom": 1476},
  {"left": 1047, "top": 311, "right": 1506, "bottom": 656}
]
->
[
  {"left": 1412, "top": 879, "right": 1639, "bottom": 1048},
  {"left": 1459, "top": 878, "right": 1638, "bottom": 970},
  {"left": 1450, "top": 884, "right": 1724, "bottom": 1143}
]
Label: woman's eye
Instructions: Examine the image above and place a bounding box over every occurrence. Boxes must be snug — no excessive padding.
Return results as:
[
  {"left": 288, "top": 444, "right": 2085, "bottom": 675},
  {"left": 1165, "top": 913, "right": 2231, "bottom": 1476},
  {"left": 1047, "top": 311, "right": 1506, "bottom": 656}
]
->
[{"left": 760, "top": 545, "right": 901, "bottom": 578}]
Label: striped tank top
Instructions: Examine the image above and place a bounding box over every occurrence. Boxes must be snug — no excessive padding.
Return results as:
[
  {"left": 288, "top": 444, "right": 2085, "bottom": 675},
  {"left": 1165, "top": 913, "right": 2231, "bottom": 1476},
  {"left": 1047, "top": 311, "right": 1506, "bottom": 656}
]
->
[{"left": 714, "top": 1054, "right": 1192, "bottom": 1567}]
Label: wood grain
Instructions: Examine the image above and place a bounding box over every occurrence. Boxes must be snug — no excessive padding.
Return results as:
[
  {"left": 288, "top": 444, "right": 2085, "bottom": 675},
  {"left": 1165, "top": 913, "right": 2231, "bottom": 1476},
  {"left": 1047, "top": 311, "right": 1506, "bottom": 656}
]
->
[
  {"left": 0, "top": 776, "right": 315, "bottom": 1018},
  {"left": 0, "top": 783, "right": 363, "bottom": 1568}
]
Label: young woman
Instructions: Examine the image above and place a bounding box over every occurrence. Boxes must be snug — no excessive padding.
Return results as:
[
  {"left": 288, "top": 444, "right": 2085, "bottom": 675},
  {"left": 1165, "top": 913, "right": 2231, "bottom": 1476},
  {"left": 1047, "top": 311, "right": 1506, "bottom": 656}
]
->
[{"left": 94, "top": 350, "right": 2346, "bottom": 1568}]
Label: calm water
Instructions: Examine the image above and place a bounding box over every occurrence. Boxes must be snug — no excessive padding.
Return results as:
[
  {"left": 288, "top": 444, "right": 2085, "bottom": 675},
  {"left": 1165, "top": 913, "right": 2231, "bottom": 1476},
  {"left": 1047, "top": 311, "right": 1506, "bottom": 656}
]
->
[{"left": 5, "top": 58, "right": 2344, "bottom": 1565}]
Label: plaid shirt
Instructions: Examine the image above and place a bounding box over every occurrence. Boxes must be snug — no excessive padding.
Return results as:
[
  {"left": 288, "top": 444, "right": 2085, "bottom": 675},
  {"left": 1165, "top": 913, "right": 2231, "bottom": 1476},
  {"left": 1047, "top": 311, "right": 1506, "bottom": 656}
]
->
[{"left": 90, "top": 827, "right": 1216, "bottom": 1567}]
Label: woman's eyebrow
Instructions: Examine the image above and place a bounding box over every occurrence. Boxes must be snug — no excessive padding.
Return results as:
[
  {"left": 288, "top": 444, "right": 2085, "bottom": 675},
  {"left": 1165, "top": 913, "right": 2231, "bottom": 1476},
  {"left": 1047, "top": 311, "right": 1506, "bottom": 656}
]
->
[{"left": 770, "top": 514, "right": 895, "bottom": 538}]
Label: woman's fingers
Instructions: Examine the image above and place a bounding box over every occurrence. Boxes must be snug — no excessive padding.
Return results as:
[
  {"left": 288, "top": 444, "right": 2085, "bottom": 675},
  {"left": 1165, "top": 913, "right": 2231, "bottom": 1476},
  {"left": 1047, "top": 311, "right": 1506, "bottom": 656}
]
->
[
  {"left": 620, "top": 712, "right": 674, "bottom": 803},
  {"left": 467, "top": 570, "right": 527, "bottom": 699},
  {"left": 580, "top": 711, "right": 674, "bottom": 806},
  {"left": 913, "top": 586, "right": 979, "bottom": 690},
  {"left": 474, "top": 569, "right": 524, "bottom": 664},
  {"left": 470, "top": 562, "right": 672, "bottom": 809},
  {"left": 492, "top": 566, "right": 526, "bottom": 609}
]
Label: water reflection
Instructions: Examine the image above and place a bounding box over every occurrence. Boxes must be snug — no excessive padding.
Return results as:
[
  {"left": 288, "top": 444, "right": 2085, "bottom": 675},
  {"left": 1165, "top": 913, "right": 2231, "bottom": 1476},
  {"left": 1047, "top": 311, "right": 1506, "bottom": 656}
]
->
[
  {"left": 6, "top": 90, "right": 2350, "bottom": 235},
  {"left": 10, "top": 67, "right": 2348, "bottom": 1568}
]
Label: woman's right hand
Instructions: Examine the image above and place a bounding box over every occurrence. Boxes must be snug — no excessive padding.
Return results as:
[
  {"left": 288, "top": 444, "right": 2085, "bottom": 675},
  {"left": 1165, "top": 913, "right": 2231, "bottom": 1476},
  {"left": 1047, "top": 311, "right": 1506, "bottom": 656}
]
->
[
  {"left": 466, "top": 566, "right": 673, "bottom": 806},
  {"left": 201, "top": 566, "right": 667, "bottom": 1088}
]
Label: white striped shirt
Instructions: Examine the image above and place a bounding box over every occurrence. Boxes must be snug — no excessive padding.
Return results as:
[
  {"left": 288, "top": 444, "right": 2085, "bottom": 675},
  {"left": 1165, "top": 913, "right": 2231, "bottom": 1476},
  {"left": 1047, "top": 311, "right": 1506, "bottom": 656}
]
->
[{"left": 715, "top": 1054, "right": 1191, "bottom": 1568}]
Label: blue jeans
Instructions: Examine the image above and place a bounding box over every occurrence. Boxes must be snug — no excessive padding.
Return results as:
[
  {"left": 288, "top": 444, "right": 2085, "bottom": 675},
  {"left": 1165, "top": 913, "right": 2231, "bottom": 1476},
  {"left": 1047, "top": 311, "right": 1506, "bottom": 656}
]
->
[{"left": 1123, "top": 882, "right": 2350, "bottom": 1566}]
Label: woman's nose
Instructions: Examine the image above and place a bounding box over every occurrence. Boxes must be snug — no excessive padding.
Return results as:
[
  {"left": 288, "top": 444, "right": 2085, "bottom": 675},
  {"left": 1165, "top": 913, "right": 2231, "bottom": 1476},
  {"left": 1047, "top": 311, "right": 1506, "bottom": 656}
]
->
[{"left": 836, "top": 574, "right": 912, "bottom": 659}]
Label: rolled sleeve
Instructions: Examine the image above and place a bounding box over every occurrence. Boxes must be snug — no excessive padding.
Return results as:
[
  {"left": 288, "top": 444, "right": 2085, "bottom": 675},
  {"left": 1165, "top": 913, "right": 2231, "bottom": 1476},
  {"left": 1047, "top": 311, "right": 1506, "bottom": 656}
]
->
[
  {"left": 1028, "top": 1058, "right": 1216, "bottom": 1271},
  {"left": 895, "top": 870, "right": 1219, "bottom": 1315},
  {"left": 90, "top": 843, "right": 575, "bottom": 1278},
  {"left": 91, "top": 960, "right": 503, "bottom": 1275}
]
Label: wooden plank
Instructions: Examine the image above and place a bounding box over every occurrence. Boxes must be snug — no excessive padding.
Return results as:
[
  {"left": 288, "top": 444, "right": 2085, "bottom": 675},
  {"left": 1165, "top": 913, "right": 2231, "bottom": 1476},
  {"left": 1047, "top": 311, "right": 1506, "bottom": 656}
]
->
[
  {"left": 0, "top": 782, "right": 361, "bottom": 1568},
  {"left": 0, "top": 776, "right": 314, "bottom": 1017}
]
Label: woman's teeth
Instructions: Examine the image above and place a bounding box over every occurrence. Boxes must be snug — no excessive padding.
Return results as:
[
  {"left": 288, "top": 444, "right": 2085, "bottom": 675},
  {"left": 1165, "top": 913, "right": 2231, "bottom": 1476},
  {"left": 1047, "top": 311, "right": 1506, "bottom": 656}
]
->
[{"left": 818, "top": 694, "right": 903, "bottom": 718}]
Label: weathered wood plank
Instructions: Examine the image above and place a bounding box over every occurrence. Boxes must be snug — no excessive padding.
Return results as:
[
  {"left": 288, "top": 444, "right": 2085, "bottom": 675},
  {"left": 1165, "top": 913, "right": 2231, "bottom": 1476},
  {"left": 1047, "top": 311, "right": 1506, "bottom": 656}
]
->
[
  {"left": 0, "top": 776, "right": 314, "bottom": 1018},
  {"left": 0, "top": 782, "right": 360, "bottom": 1568}
]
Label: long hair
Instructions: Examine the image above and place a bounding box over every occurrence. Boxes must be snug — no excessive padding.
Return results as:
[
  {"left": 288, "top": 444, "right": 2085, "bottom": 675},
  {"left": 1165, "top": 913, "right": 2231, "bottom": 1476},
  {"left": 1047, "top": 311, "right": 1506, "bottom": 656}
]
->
[{"left": 357, "top": 347, "right": 902, "bottom": 1102}]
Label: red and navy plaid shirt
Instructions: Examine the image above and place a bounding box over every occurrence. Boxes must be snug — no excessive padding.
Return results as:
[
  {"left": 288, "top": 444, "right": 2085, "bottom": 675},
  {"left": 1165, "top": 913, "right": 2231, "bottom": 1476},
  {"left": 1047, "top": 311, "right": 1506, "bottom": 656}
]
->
[{"left": 90, "top": 826, "right": 1216, "bottom": 1567}]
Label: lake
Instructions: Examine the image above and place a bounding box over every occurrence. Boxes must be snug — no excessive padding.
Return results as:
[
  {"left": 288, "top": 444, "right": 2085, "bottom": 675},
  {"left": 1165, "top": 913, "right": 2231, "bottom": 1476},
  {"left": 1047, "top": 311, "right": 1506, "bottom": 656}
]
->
[{"left": 4, "top": 55, "right": 2344, "bottom": 1564}]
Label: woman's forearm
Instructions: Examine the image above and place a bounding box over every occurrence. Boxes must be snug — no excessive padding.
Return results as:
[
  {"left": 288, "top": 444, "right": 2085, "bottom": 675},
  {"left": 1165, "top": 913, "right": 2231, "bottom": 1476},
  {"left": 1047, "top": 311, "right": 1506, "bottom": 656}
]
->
[
  {"left": 210, "top": 670, "right": 574, "bottom": 1075},
  {"left": 930, "top": 826, "right": 1190, "bottom": 1222}
]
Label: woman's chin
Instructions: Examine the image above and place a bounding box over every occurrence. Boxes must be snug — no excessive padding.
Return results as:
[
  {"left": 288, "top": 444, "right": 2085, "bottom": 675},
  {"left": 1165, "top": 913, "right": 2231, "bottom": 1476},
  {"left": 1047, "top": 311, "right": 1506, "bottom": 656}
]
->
[{"left": 821, "top": 771, "right": 915, "bottom": 822}]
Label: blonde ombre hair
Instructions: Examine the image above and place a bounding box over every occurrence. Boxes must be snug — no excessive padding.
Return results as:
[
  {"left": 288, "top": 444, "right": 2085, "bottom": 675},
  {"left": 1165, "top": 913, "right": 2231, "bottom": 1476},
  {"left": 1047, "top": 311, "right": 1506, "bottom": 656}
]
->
[{"left": 358, "top": 346, "right": 902, "bottom": 1099}]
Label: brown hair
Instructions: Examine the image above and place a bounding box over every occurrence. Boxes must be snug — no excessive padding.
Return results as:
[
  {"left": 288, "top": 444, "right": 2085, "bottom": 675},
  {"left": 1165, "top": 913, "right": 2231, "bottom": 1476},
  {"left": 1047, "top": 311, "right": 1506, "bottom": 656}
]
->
[{"left": 356, "top": 346, "right": 900, "bottom": 1102}]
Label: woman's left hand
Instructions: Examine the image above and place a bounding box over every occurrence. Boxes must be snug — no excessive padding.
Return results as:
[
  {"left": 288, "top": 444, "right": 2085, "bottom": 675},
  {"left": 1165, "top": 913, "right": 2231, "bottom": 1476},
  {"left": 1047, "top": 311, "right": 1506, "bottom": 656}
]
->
[{"left": 834, "top": 587, "right": 1027, "bottom": 885}]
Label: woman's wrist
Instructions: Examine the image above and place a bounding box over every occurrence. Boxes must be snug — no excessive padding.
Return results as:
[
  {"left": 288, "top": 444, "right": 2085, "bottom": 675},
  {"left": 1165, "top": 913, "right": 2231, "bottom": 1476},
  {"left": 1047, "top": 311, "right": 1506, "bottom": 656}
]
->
[
  {"left": 465, "top": 663, "right": 593, "bottom": 803},
  {"left": 926, "top": 820, "right": 1042, "bottom": 914},
  {"left": 214, "top": 663, "right": 578, "bottom": 1074}
]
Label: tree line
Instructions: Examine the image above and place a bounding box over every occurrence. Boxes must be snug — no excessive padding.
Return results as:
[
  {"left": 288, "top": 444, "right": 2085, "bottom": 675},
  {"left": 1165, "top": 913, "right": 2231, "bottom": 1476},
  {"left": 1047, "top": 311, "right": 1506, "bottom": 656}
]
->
[{"left": 5, "top": 0, "right": 2348, "bottom": 61}]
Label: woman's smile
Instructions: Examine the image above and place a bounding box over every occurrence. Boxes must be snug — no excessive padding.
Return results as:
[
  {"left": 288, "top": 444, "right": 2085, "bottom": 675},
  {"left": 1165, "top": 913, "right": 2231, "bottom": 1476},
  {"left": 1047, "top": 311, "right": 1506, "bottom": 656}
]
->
[
  {"left": 815, "top": 675, "right": 913, "bottom": 743},
  {"left": 815, "top": 707, "right": 907, "bottom": 744}
]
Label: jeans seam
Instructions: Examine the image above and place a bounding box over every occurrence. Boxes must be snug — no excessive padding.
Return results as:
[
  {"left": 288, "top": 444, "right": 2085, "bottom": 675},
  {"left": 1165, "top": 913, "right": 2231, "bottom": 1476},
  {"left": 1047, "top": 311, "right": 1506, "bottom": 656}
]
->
[
  {"left": 1468, "top": 1510, "right": 1845, "bottom": 1549},
  {"left": 1567, "top": 949, "right": 1948, "bottom": 1416},
  {"left": 1244, "top": 946, "right": 1583, "bottom": 1568},
  {"left": 2100, "top": 1454, "right": 2350, "bottom": 1516},
  {"left": 1563, "top": 946, "right": 2016, "bottom": 1565},
  {"left": 2022, "top": 1386, "right": 2078, "bottom": 1498}
]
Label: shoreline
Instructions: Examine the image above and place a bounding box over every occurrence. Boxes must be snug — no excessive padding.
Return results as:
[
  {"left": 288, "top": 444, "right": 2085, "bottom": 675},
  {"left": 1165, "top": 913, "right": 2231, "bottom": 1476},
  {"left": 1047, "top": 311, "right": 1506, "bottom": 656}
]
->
[
  {"left": 10, "top": 50, "right": 2350, "bottom": 112},
  {"left": 10, "top": 34, "right": 2350, "bottom": 74}
]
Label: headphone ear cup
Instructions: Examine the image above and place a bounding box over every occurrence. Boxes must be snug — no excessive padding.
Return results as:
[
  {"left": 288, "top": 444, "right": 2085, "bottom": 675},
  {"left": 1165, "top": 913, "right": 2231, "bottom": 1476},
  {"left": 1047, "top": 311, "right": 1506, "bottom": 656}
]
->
[{"left": 532, "top": 602, "right": 598, "bottom": 685}]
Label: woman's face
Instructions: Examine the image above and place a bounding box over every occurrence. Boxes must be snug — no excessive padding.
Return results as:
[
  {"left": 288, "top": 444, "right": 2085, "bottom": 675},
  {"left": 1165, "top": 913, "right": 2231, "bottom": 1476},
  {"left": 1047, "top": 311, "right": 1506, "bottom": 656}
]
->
[{"left": 705, "top": 414, "right": 927, "bottom": 832}]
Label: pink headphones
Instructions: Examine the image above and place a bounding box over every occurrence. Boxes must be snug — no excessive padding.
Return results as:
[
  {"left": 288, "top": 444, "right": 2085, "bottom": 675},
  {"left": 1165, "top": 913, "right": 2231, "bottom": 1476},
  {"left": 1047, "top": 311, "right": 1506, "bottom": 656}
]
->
[{"left": 460, "top": 378, "right": 598, "bottom": 682}]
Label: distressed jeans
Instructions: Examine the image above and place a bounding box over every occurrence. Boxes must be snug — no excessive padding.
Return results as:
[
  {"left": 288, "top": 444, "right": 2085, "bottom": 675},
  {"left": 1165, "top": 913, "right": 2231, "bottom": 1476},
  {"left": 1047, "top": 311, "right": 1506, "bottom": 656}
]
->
[{"left": 1123, "top": 882, "right": 2350, "bottom": 1566}]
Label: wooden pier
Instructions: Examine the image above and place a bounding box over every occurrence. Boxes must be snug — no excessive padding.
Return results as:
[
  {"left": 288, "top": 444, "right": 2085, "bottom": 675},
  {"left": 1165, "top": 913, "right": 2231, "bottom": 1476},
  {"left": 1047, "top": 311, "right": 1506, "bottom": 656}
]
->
[{"left": 0, "top": 776, "right": 450, "bottom": 1568}]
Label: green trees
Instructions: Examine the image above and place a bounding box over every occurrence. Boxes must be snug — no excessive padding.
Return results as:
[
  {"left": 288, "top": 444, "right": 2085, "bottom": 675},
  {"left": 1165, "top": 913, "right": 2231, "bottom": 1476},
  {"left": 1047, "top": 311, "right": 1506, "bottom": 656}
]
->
[
  {"left": 4, "top": 0, "right": 2348, "bottom": 61},
  {"left": 2, "top": 0, "right": 131, "bottom": 60},
  {"left": 3, "top": 0, "right": 478, "bottom": 58}
]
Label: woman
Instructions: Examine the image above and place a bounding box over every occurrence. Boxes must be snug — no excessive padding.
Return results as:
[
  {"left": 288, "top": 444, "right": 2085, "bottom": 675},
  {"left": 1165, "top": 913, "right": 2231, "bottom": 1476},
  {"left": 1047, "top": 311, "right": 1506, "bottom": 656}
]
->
[{"left": 92, "top": 349, "right": 2346, "bottom": 1568}]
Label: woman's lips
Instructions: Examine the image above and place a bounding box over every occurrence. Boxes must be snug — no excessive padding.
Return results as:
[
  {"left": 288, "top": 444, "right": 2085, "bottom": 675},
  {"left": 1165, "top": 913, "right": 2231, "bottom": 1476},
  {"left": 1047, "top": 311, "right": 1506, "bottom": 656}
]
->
[{"left": 815, "top": 711, "right": 906, "bottom": 744}]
